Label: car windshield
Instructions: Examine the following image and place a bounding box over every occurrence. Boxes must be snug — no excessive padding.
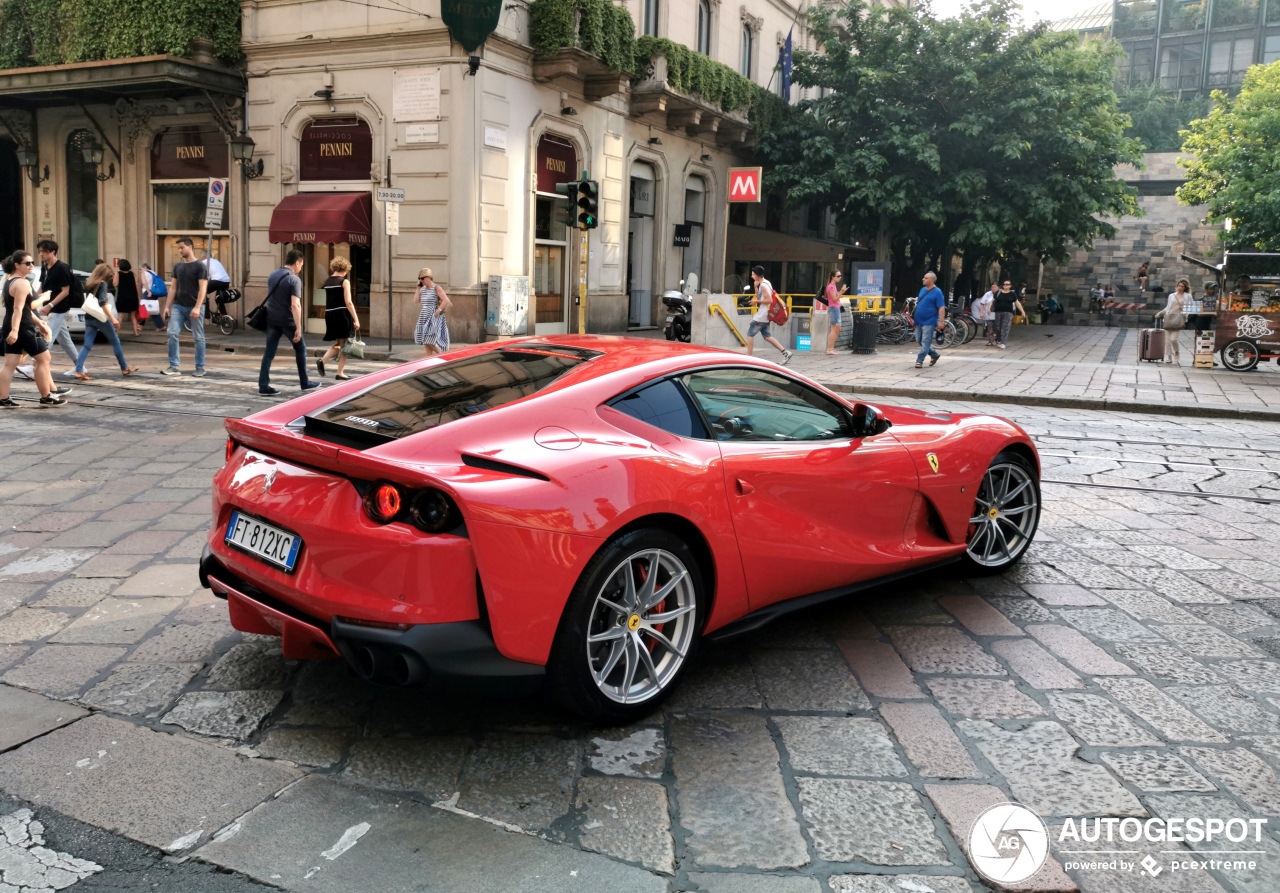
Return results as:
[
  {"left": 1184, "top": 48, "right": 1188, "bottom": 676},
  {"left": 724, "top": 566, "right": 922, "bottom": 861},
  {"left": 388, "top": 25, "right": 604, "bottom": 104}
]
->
[{"left": 305, "top": 345, "right": 600, "bottom": 446}]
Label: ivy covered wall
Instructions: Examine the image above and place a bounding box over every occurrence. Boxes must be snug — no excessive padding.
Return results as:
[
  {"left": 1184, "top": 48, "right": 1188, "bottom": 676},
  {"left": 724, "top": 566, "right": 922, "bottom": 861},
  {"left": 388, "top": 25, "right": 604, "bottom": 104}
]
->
[{"left": 0, "top": 0, "right": 242, "bottom": 70}]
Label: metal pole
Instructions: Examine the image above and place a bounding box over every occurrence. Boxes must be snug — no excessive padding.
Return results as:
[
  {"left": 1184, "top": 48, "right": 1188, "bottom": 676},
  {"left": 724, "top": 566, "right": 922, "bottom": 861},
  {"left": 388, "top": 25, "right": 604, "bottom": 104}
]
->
[
  {"left": 578, "top": 227, "right": 588, "bottom": 335},
  {"left": 386, "top": 154, "right": 393, "bottom": 354}
]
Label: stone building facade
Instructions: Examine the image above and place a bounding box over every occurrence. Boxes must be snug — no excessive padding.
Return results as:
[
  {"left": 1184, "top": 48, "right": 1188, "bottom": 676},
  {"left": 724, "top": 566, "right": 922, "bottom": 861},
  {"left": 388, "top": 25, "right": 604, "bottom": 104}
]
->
[{"left": 1038, "top": 152, "right": 1221, "bottom": 305}]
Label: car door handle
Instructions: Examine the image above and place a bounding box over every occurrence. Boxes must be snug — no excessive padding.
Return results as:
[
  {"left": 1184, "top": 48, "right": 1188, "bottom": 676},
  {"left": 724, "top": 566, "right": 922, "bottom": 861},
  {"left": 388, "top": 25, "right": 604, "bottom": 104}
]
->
[{"left": 735, "top": 478, "right": 754, "bottom": 495}]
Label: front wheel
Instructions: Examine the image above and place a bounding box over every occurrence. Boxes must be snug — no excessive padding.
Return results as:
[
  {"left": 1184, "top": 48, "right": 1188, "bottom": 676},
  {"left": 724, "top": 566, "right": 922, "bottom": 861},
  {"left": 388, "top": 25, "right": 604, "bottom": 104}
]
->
[
  {"left": 673, "top": 318, "right": 690, "bottom": 343},
  {"left": 547, "top": 528, "right": 703, "bottom": 723},
  {"left": 218, "top": 315, "right": 236, "bottom": 336},
  {"left": 1221, "top": 339, "right": 1259, "bottom": 372},
  {"left": 961, "top": 451, "right": 1040, "bottom": 575}
]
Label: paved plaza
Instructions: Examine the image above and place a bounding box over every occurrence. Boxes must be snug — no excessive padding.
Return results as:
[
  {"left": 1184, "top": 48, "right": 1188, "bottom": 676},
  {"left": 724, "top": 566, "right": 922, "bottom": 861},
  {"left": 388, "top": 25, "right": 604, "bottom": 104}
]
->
[{"left": 0, "top": 336, "right": 1279, "bottom": 892}]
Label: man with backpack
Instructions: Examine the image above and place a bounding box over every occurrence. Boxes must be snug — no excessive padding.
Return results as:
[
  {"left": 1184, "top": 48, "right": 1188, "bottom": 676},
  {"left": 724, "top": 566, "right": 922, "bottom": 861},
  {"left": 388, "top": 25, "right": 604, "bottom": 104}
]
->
[
  {"left": 746, "top": 265, "right": 793, "bottom": 365},
  {"left": 35, "top": 240, "right": 82, "bottom": 374}
]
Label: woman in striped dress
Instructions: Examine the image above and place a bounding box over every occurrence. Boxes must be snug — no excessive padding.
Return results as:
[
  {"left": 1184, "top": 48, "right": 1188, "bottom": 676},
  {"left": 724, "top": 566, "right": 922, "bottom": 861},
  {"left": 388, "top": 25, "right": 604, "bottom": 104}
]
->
[{"left": 413, "top": 267, "right": 451, "bottom": 356}]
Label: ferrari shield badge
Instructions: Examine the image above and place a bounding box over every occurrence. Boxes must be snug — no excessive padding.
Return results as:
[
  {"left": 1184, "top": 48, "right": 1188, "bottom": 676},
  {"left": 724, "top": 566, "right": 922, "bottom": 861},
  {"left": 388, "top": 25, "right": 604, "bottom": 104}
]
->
[{"left": 927, "top": 452, "right": 940, "bottom": 474}]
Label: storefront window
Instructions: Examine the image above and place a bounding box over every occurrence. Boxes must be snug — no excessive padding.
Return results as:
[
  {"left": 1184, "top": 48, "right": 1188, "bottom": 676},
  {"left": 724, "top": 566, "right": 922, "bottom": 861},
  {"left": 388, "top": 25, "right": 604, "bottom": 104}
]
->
[
  {"left": 66, "top": 130, "right": 99, "bottom": 273},
  {"left": 151, "top": 126, "right": 231, "bottom": 281}
]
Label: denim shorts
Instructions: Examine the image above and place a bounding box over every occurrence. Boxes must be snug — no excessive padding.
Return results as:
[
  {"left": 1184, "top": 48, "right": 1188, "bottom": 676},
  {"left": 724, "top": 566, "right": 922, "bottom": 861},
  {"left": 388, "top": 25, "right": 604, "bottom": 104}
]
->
[
  {"left": 747, "top": 320, "right": 771, "bottom": 338},
  {"left": 827, "top": 306, "right": 841, "bottom": 325}
]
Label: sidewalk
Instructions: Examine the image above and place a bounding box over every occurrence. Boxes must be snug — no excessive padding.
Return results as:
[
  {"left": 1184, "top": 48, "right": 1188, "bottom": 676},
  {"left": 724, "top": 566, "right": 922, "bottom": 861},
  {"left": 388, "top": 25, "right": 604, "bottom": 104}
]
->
[
  {"left": 126, "top": 322, "right": 1280, "bottom": 421},
  {"left": 781, "top": 323, "right": 1280, "bottom": 422}
]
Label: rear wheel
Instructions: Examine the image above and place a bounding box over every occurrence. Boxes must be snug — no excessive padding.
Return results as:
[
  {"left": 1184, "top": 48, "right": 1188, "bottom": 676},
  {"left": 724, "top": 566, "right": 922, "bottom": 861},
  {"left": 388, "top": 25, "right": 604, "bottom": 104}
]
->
[
  {"left": 548, "top": 528, "right": 703, "bottom": 723},
  {"left": 218, "top": 315, "right": 236, "bottom": 336},
  {"left": 962, "top": 451, "right": 1040, "bottom": 575},
  {"left": 1221, "top": 339, "right": 1259, "bottom": 372}
]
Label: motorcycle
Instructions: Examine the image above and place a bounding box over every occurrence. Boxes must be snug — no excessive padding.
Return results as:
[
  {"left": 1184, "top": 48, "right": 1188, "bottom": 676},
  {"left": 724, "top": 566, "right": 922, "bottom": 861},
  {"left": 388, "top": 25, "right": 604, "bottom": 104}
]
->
[{"left": 662, "top": 276, "right": 696, "bottom": 343}]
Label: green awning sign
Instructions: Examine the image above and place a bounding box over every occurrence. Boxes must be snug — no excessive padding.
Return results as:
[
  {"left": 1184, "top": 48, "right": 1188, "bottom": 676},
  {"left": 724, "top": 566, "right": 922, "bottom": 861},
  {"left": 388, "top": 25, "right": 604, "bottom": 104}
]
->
[{"left": 442, "top": 0, "right": 503, "bottom": 54}]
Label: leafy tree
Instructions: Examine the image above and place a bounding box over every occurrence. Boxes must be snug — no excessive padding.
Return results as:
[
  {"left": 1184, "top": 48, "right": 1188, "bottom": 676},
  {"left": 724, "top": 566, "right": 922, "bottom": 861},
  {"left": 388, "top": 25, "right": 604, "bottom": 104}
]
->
[
  {"left": 756, "top": 0, "right": 1142, "bottom": 296},
  {"left": 1178, "top": 62, "right": 1280, "bottom": 251},
  {"left": 1117, "top": 83, "right": 1208, "bottom": 153}
]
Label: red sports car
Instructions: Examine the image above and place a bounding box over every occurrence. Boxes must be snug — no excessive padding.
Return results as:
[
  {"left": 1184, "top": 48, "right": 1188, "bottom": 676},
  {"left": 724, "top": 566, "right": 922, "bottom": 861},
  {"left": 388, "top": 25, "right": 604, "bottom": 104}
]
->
[{"left": 201, "top": 337, "right": 1040, "bottom": 722}]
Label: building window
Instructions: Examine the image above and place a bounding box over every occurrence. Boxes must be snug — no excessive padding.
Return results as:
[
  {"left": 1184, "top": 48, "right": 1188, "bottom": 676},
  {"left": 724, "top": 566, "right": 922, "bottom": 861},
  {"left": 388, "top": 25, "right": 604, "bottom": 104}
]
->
[
  {"left": 642, "top": 0, "right": 659, "bottom": 37},
  {"left": 1159, "top": 39, "right": 1203, "bottom": 91},
  {"left": 683, "top": 177, "right": 706, "bottom": 287},
  {"left": 697, "top": 0, "right": 711, "bottom": 55},
  {"left": 1161, "top": 0, "right": 1206, "bottom": 33},
  {"left": 1266, "top": 33, "right": 1280, "bottom": 64},
  {"left": 1212, "top": 0, "right": 1259, "bottom": 29},
  {"left": 1209, "top": 37, "right": 1255, "bottom": 86},
  {"left": 66, "top": 130, "right": 100, "bottom": 273},
  {"left": 741, "top": 25, "right": 754, "bottom": 78}
]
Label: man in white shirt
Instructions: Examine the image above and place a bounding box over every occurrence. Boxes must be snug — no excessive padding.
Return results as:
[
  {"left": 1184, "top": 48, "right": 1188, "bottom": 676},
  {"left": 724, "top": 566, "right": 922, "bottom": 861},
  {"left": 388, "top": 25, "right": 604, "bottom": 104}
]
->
[{"left": 973, "top": 282, "right": 996, "bottom": 346}]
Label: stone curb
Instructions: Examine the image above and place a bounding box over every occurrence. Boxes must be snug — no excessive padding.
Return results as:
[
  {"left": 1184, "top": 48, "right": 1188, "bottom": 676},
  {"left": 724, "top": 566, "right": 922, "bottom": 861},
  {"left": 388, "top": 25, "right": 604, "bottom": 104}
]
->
[{"left": 822, "top": 382, "right": 1280, "bottom": 424}]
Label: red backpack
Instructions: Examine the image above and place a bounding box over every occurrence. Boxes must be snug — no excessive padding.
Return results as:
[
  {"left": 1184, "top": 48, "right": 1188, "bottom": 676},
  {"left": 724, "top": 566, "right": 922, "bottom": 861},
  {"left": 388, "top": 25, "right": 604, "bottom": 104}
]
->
[{"left": 765, "top": 285, "right": 789, "bottom": 326}]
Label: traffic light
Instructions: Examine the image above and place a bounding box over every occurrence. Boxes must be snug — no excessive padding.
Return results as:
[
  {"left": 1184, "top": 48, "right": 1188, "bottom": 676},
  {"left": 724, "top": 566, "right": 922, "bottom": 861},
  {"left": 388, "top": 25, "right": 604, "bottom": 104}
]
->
[
  {"left": 553, "top": 180, "right": 578, "bottom": 230},
  {"left": 577, "top": 177, "right": 598, "bottom": 230}
]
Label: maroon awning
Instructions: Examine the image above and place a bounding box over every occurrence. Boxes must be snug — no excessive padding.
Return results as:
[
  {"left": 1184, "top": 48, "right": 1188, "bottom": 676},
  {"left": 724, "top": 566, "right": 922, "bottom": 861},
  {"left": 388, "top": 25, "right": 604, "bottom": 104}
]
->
[{"left": 268, "top": 192, "right": 371, "bottom": 246}]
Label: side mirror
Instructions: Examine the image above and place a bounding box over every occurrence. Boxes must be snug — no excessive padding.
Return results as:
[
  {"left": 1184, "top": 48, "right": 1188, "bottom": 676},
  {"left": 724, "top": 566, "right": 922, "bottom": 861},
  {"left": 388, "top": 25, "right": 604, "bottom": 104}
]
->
[{"left": 851, "top": 403, "right": 891, "bottom": 438}]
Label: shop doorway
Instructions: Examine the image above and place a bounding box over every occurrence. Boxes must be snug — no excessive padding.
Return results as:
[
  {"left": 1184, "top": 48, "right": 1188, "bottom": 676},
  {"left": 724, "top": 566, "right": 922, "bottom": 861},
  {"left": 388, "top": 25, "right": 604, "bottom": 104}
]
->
[
  {"left": 282, "top": 242, "right": 372, "bottom": 332},
  {"left": 0, "top": 141, "right": 22, "bottom": 254},
  {"left": 628, "top": 161, "right": 657, "bottom": 328}
]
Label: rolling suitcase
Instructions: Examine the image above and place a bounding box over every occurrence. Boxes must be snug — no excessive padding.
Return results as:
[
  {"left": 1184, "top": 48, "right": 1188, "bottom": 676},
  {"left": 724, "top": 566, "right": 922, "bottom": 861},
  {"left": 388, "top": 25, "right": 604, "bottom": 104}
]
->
[{"left": 1138, "top": 327, "right": 1165, "bottom": 362}]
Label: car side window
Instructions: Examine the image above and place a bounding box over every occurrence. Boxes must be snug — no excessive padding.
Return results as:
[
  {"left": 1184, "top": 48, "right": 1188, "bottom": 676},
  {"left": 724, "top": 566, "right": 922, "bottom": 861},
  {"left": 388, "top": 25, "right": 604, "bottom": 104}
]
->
[
  {"left": 609, "top": 378, "right": 709, "bottom": 439},
  {"left": 682, "top": 369, "right": 853, "bottom": 442}
]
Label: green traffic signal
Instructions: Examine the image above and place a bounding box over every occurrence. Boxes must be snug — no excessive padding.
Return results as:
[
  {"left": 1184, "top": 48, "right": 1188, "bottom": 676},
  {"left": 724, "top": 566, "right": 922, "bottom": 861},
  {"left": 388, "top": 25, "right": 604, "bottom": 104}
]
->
[
  {"left": 577, "top": 178, "right": 599, "bottom": 230},
  {"left": 553, "top": 180, "right": 579, "bottom": 229}
]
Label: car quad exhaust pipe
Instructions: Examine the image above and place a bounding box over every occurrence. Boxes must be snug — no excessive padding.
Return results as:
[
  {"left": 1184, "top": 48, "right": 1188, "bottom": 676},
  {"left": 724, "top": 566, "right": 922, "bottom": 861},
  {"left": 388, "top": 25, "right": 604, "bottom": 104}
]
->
[{"left": 346, "top": 642, "right": 428, "bottom": 687}]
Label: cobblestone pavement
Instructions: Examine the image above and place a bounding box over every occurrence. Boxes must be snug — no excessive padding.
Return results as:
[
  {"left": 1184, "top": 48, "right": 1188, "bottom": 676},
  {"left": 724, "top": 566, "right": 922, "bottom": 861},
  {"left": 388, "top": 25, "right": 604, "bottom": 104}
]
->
[{"left": 1, "top": 344, "right": 1280, "bottom": 892}]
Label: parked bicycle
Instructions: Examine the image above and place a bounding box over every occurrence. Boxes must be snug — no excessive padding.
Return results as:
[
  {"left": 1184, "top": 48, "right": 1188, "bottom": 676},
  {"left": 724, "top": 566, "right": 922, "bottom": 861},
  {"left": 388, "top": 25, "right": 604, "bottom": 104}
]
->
[{"left": 183, "top": 287, "right": 241, "bottom": 336}]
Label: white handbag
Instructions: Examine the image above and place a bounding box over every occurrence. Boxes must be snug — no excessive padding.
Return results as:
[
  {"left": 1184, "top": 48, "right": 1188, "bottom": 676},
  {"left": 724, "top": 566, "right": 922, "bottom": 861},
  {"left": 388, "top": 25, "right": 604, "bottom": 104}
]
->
[{"left": 82, "top": 292, "right": 108, "bottom": 323}]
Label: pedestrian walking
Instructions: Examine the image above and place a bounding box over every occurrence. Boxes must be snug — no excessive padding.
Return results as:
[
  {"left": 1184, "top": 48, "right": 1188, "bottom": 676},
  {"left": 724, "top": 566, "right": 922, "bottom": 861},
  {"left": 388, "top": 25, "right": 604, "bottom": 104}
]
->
[
  {"left": 746, "top": 265, "right": 792, "bottom": 364},
  {"left": 34, "top": 240, "right": 81, "bottom": 375},
  {"left": 973, "top": 282, "right": 996, "bottom": 346},
  {"left": 817, "top": 269, "right": 847, "bottom": 355},
  {"left": 1155, "top": 278, "right": 1189, "bottom": 365},
  {"left": 0, "top": 251, "right": 66, "bottom": 407},
  {"left": 414, "top": 267, "right": 451, "bottom": 357},
  {"left": 992, "top": 279, "right": 1026, "bottom": 350},
  {"left": 141, "top": 263, "right": 166, "bottom": 330},
  {"left": 161, "top": 238, "right": 208, "bottom": 376},
  {"left": 72, "top": 263, "right": 140, "bottom": 381},
  {"left": 113, "top": 259, "right": 144, "bottom": 336},
  {"left": 913, "top": 272, "right": 947, "bottom": 368},
  {"left": 258, "top": 250, "right": 319, "bottom": 396},
  {"left": 316, "top": 256, "right": 360, "bottom": 380}
]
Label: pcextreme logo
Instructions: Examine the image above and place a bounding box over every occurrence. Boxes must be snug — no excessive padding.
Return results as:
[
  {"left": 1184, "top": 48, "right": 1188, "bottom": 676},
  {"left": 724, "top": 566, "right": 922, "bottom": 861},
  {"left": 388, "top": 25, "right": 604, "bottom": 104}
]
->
[{"left": 969, "top": 803, "right": 1270, "bottom": 887}]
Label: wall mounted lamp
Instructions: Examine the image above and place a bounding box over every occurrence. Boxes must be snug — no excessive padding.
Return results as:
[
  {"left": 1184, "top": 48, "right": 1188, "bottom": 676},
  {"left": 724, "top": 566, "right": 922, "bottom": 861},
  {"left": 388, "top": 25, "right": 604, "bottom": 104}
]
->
[
  {"left": 561, "top": 106, "right": 578, "bottom": 116},
  {"left": 648, "top": 136, "right": 662, "bottom": 145},
  {"left": 700, "top": 153, "right": 712, "bottom": 162},
  {"left": 81, "top": 136, "right": 115, "bottom": 181},
  {"left": 15, "top": 145, "right": 48, "bottom": 184},
  {"left": 230, "top": 133, "right": 265, "bottom": 179}
]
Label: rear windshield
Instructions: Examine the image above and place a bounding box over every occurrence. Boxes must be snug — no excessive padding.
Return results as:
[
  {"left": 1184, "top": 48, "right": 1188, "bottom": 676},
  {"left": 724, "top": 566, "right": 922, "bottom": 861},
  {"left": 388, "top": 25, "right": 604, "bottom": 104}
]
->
[{"left": 305, "top": 345, "right": 600, "bottom": 446}]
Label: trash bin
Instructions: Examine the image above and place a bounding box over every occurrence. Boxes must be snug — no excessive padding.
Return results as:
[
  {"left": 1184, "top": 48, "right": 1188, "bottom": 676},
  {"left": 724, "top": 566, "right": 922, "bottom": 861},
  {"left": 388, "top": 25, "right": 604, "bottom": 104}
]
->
[{"left": 850, "top": 312, "right": 878, "bottom": 354}]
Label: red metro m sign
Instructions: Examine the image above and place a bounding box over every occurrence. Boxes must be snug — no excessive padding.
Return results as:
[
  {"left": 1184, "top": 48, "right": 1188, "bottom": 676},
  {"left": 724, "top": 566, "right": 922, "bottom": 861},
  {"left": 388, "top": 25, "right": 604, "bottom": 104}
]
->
[{"left": 728, "top": 167, "right": 763, "bottom": 203}]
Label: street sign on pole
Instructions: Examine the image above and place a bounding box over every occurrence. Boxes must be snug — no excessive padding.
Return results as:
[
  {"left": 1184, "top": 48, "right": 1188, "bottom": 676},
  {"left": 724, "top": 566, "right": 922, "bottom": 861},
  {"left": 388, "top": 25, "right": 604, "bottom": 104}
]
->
[
  {"left": 376, "top": 187, "right": 406, "bottom": 203},
  {"left": 385, "top": 156, "right": 394, "bottom": 353},
  {"left": 384, "top": 201, "right": 400, "bottom": 236},
  {"left": 204, "top": 177, "right": 228, "bottom": 229}
]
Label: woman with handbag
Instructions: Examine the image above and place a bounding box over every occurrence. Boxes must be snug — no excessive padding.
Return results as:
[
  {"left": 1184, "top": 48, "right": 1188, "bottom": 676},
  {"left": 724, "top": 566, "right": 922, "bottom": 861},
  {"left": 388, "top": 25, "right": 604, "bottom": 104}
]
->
[
  {"left": 414, "top": 267, "right": 451, "bottom": 357},
  {"left": 1155, "top": 278, "right": 1189, "bottom": 365},
  {"left": 72, "top": 264, "right": 139, "bottom": 381},
  {"left": 316, "top": 257, "right": 361, "bottom": 380},
  {"left": 113, "top": 259, "right": 144, "bottom": 336}
]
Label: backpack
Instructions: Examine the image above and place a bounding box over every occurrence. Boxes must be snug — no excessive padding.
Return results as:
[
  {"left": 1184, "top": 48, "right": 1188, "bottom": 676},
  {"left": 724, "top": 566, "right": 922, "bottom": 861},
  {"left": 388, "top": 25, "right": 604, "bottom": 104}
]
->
[
  {"left": 149, "top": 272, "right": 168, "bottom": 298},
  {"left": 767, "top": 291, "right": 789, "bottom": 326}
]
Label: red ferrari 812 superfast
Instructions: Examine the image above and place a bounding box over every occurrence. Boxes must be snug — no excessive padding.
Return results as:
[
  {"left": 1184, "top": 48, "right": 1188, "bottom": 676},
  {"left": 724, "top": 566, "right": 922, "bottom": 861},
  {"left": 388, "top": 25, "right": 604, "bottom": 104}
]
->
[{"left": 201, "top": 337, "right": 1040, "bottom": 722}]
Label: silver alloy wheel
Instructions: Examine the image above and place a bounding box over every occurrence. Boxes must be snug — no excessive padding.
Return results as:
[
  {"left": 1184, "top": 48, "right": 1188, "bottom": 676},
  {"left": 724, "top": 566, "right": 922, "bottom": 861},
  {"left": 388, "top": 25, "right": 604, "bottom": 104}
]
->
[
  {"left": 966, "top": 461, "right": 1039, "bottom": 568},
  {"left": 585, "top": 548, "right": 697, "bottom": 705}
]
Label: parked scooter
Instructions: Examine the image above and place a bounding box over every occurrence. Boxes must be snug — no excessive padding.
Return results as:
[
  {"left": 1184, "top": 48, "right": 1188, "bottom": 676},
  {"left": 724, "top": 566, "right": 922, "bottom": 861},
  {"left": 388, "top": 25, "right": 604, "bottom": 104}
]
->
[{"left": 663, "top": 275, "right": 697, "bottom": 343}]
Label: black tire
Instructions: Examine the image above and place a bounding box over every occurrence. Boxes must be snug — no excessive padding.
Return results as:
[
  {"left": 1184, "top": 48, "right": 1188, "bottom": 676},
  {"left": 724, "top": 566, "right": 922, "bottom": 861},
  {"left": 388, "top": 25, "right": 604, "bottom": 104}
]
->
[
  {"left": 1221, "top": 340, "right": 1259, "bottom": 372},
  {"left": 218, "top": 316, "right": 236, "bottom": 336},
  {"left": 960, "top": 450, "right": 1041, "bottom": 576},
  {"left": 547, "top": 528, "right": 704, "bottom": 723}
]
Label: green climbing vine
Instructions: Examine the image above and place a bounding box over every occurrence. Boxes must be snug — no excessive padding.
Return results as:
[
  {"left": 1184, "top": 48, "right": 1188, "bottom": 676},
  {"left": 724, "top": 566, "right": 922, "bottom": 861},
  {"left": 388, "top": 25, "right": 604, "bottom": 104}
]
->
[
  {"left": 530, "top": 0, "right": 635, "bottom": 73},
  {"left": 0, "top": 0, "right": 241, "bottom": 70}
]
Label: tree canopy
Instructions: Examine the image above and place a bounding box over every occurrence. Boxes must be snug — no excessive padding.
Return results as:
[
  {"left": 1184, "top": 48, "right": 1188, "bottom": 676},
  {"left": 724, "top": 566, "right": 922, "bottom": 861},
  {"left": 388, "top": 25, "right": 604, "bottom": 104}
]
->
[
  {"left": 1117, "top": 83, "right": 1208, "bottom": 153},
  {"left": 756, "top": 0, "right": 1142, "bottom": 295},
  {"left": 1178, "top": 62, "right": 1280, "bottom": 252}
]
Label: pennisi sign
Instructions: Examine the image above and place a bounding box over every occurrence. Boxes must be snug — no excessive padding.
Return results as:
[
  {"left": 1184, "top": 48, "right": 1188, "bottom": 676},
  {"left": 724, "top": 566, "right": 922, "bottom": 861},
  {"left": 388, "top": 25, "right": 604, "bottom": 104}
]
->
[
  {"left": 728, "top": 167, "right": 762, "bottom": 203},
  {"left": 300, "top": 119, "right": 373, "bottom": 181}
]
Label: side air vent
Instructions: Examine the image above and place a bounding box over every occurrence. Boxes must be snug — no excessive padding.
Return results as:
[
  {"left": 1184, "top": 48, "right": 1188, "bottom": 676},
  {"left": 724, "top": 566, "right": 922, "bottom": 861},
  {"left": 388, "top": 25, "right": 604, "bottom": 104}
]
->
[{"left": 461, "top": 455, "right": 551, "bottom": 481}]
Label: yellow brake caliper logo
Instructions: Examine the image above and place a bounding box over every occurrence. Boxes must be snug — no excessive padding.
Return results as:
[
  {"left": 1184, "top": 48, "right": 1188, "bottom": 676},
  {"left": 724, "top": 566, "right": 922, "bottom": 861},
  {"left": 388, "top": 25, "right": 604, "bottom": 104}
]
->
[
  {"left": 989, "top": 507, "right": 1000, "bottom": 520},
  {"left": 927, "top": 452, "right": 940, "bottom": 474},
  {"left": 627, "top": 614, "right": 642, "bottom": 631}
]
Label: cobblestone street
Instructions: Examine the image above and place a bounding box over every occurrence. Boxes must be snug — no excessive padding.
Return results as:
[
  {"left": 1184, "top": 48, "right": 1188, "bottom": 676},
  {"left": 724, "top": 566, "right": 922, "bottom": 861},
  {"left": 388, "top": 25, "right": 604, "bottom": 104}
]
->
[{"left": 1, "top": 340, "right": 1279, "bottom": 892}]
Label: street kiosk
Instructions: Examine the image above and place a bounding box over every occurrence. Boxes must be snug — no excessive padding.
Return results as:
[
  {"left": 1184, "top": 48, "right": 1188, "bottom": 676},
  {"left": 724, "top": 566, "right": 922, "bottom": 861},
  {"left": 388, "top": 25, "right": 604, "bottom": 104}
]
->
[{"left": 1180, "top": 252, "right": 1280, "bottom": 372}]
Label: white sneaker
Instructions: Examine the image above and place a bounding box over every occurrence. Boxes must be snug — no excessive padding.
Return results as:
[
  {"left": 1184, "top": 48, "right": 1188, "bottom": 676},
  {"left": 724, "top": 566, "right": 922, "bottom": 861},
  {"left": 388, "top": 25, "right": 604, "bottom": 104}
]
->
[
  {"left": 998, "top": 344, "right": 1006, "bottom": 350},
  {"left": 61, "top": 369, "right": 77, "bottom": 378},
  {"left": 16, "top": 365, "right": 34, "bottom": 381},
  {"left": 781, "top": 350, "right": 793, "bottom": 366}
]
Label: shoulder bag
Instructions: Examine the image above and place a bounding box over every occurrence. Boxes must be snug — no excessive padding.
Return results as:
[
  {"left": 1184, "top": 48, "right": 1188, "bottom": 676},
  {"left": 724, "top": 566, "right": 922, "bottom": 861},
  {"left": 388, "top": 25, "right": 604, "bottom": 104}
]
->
[
  {"left": 767, "top": 288, "right": 789, "bottom": 327},
  {"left": 341, "top": 333, "right": 365, "bottom": 359},
  {"left": 82, "top": 286, "right": 108, "bottom": 323}
]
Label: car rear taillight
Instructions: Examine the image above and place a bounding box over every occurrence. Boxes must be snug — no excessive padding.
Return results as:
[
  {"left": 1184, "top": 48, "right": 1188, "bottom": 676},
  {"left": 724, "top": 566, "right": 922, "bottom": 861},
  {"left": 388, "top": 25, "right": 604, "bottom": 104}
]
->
[
  {"left": 225, "top": 438, "right": 237, "bottom": 464},
  {"left": 410, "top": 488, "right": 460, "bottom": 533},
  {"left": 365, "top": 482, "right": 403, "bottom": 523}
]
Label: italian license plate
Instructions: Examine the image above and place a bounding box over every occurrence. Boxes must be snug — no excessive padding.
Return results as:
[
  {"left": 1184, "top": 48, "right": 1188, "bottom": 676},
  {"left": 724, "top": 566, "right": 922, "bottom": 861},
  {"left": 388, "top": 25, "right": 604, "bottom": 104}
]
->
[{"left": 225, "top": 510, "right": 301, "bottom": 573}]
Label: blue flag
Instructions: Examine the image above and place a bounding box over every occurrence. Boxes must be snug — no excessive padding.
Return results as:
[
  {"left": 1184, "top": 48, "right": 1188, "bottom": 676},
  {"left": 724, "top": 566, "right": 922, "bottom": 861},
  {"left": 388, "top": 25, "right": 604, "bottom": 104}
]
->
[{"left": 780, "top": 30, "right": 793, "bottom": 102}]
